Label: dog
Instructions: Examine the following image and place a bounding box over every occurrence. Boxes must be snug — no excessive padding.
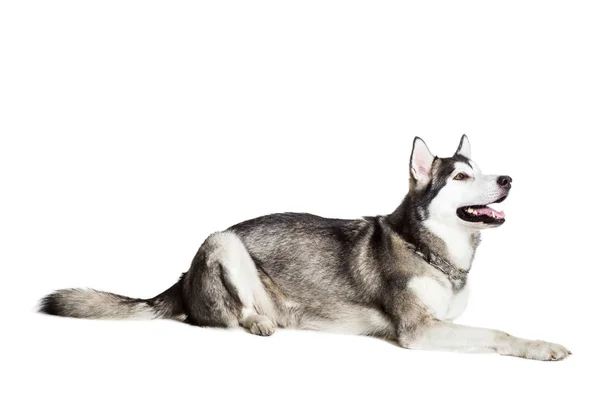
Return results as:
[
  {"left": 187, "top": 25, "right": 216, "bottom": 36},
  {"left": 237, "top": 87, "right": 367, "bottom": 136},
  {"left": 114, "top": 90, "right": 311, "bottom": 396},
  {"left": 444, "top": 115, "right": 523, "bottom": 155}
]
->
[{"left": 40, "top": 135, "right": 570, "bottom": 361}]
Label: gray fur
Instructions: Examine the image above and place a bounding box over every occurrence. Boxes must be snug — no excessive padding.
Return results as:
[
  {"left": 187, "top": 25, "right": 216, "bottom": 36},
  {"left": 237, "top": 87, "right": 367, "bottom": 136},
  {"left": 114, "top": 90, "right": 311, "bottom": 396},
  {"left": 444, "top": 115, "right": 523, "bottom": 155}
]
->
[
  {"left": 40, "top": 289, "right": 156, "bottom": 320},
  {"left": 39, "top": 135, "right": 571, "bottom": 361},
  {"left": 39, "top": 137, "right": 490, "bottom": 336}
]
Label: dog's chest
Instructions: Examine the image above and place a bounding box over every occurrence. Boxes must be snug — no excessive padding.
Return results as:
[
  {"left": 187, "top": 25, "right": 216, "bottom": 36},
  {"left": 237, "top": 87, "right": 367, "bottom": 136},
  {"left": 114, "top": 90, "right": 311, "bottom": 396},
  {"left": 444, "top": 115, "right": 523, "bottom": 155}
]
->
[{"left": 407, "top": 276, "right": 469, "bottom": 321}]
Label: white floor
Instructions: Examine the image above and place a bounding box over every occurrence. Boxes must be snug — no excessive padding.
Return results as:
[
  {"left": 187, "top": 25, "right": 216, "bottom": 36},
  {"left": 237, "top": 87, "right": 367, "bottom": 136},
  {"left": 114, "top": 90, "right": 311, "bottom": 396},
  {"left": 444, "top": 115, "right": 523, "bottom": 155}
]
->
[
  {"left": 2, "top": 1, "right": 598, "bottom": 398},
  {"left": 3, "top": 306, "right": 589, "bottom": 400}
]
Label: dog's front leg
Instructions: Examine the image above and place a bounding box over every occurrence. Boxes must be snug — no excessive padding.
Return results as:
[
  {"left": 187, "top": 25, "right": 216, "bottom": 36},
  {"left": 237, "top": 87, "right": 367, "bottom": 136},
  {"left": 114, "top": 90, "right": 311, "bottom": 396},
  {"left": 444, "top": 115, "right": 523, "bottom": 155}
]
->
[{"left": 399, "top": 320, "right": 570, "bottom": 361}]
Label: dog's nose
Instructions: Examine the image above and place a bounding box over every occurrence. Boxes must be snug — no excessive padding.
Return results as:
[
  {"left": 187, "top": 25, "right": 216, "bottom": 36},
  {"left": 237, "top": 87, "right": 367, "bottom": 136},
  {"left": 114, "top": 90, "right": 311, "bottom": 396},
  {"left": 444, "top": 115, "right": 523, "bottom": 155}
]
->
[{"left": 497, "top": 175, "right": 512, "bottom": 189}]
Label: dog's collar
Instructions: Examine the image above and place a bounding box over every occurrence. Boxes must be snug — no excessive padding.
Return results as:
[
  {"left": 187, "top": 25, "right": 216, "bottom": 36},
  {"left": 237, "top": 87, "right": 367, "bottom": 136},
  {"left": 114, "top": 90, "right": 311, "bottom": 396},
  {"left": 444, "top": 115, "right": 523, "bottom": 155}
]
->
[{"left": 405, "top": 242, "right": 468, "bottom": 290}]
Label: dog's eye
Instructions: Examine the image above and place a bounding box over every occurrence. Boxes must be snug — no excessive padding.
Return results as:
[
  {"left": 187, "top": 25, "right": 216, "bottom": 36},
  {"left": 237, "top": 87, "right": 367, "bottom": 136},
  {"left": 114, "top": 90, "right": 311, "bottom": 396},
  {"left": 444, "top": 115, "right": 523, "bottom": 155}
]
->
[{"left": 454, "top": 173, "right": 468, "bottom": 181}]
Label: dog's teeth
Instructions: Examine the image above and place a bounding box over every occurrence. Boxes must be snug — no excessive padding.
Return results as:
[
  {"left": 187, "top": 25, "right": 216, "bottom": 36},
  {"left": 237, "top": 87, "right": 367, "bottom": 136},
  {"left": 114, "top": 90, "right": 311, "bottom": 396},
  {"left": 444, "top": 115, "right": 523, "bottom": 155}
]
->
[{"left": 492, "top": 211, "right": 496, "bottom": 218}]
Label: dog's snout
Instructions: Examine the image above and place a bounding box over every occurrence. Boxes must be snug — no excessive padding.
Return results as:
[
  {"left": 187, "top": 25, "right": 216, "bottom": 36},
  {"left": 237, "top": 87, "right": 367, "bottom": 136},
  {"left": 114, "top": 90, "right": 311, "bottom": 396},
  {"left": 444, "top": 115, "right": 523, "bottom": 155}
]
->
[{"left": 497, "top": 175, "right": 512, "bottom": 189}]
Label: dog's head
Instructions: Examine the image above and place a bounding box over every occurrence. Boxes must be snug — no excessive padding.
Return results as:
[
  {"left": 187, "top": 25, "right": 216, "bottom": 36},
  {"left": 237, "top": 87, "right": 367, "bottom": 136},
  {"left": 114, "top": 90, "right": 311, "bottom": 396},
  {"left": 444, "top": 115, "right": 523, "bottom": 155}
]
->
[{"left": 409, "top": 135, "right": 511, "bottom": 229}]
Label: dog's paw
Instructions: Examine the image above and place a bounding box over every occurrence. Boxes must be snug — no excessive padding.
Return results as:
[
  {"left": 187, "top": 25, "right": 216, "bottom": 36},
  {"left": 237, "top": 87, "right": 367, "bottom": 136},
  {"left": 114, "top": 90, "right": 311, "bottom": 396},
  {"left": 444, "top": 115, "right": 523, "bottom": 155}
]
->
[
  {"left": 522, "top": 340, "right": 571, "bottom": 361},
  {"left": 502, "top": 338, "right": 571, "bottom": 361},
  {"left": 249, "top": 318, "right": 276, "bottom": 336}
]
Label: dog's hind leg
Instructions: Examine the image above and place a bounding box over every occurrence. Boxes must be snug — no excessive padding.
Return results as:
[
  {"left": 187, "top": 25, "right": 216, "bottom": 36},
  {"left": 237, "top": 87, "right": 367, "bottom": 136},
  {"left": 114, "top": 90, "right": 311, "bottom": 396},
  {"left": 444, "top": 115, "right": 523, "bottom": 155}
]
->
[
  {"left": 240, "top": 309, "right": 276, "bottom": 336},
  {"left": 183, "top": 232, "right": 278, "bottom": 336}
]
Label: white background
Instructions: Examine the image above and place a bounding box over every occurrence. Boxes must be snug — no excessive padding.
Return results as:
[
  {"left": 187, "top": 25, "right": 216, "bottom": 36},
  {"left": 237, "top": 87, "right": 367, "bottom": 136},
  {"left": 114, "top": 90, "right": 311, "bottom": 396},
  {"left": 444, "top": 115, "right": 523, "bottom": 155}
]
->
[{"left": 1, "top": 1, "right": 598, "bottom": 399}]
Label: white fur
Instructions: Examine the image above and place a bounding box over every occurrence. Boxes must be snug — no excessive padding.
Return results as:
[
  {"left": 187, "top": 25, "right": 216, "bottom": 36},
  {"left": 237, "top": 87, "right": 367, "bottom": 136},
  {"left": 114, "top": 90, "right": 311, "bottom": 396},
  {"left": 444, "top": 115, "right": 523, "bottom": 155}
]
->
[
  {"left": 445, "top": 282, "right": 469, "bottom": 321},
  {"left": 407, "top": 321, "right": 503, "bottom": 353},
  {"left": 205, "top": 232, "right": 277, "bottom": 326},
  {"left": 496, "top": 337, "right": 571, "bottom": 360},
  {"left": 430, "top": 160, "right": 506, "bottom": 229},
  {"left": 408, "top": 277, "right": 469, "bottom": 322},
  {"left": 408, "top": 321, "right": 570, "bottom": 360},
  {"left": 300, "top": 307, "right": 393, "bottom": 336},
  {"left": 241, "top": 311, "right": 276, "bottom": 336},
  {"left": 423, "top": 219, "right": 474, "bottom": 270},
  {"left": 132, "top": 308, "right": 159, "bottom": 320},
  {"left": 425, "top": 159, "right": 507, "bottom": 269},
  {"left": 408, "top": 276, "right": 452, "bottom": 320}
]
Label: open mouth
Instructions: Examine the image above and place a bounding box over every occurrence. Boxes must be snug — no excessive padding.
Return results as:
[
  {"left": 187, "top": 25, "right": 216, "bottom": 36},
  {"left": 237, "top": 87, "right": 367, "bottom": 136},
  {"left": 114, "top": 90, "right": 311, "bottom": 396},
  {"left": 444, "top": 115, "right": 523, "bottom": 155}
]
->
[{"left": 456, "top": 195, "right": 507, "bottom": 225}]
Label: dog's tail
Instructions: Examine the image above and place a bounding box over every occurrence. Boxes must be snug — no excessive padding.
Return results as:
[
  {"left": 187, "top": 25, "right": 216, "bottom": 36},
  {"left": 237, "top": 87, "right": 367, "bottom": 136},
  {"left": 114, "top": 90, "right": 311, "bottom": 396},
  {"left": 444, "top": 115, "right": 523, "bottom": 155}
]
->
[{"left": 38, "top": 274, "right": 187, "bottom": 321}]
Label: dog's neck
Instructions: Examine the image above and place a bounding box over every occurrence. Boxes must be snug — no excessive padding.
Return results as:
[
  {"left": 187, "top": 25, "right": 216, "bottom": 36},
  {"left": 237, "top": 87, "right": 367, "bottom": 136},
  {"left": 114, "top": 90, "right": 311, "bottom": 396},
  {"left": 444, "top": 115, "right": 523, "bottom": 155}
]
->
[
  {"left": 422, "top": 219, "right": 479, "bottom": 271},
  {"left": 403, "top": 240, "right": 470, "bottom": 290},
  {"left": 386, "top": 195, "right": 481, "bottom": 272}
]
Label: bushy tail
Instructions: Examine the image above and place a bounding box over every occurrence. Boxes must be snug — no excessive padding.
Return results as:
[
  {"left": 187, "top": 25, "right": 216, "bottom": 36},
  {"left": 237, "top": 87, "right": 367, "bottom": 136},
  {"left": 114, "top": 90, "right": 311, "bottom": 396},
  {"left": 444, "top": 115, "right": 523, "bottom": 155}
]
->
[{"left": 39, "top": 274, "right": 186, "bottom": 321}]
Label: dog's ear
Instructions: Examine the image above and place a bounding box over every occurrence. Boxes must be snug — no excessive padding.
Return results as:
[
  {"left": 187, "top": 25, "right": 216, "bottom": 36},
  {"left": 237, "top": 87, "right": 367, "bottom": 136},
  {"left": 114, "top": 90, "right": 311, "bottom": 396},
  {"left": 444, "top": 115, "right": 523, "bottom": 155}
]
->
[
  {"left": 455, "top": 134, "right": 471, "bottom": 158},
  {"left": 410, "top": 137, "right": 435, "bottom": 185}
]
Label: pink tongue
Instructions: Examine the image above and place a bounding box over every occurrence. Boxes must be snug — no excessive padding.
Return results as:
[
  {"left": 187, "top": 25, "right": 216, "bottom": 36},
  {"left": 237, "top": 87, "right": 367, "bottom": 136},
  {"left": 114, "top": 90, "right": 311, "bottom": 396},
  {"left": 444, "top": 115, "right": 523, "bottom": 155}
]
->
[{"left": 478, "top": 206, "right": 505, "bottom": 219}]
